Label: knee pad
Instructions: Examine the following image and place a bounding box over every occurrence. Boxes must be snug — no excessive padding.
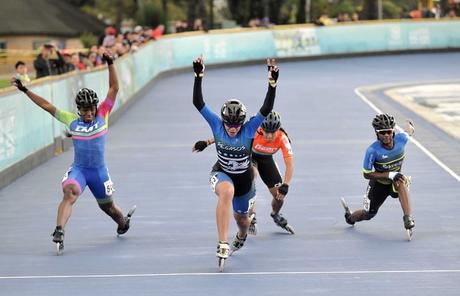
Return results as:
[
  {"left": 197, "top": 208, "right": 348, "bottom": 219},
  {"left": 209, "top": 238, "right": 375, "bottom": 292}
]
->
[{"left": 362, "top": 210, "right": 377, "bottom": 220}]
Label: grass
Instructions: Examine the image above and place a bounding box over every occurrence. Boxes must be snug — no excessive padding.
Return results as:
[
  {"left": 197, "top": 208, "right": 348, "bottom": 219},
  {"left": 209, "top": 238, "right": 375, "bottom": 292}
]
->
[{"left": 0, "top": 79, "right": 11, "bottom": 89}]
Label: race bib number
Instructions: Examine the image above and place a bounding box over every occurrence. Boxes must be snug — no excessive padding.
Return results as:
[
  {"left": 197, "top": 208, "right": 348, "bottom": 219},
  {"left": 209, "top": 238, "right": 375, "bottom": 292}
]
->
[
  {"left": 210, "top": 173, "right": 219, "bottom": 192},
  {"left": 61, "top": 167, "right": 72, "bottom": 183},
  {"left": 104, "top": 180, "right": 115, "bottom": 196}
]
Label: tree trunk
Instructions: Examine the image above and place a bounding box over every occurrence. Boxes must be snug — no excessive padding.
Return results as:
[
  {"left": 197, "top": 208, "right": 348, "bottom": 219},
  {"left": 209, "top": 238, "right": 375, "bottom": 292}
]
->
[{"left": 296, "top": 0, "right": 306, "bottom": 23}]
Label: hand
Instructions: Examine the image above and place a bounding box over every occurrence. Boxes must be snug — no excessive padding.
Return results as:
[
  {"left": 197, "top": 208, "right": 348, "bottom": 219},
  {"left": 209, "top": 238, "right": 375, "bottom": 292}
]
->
[
  {"left": 267, "top": 58, "right": 279, "bottom": 87},
  {"left": 405, "top": 120, "right": 415, "bottom": 136},
  {"left": 193, "top": 140, "right": 208, "bottom": 152},
  {"left": 11, "top": 78, "right": 28, "bottom": 93},
  {"left": 193, "top": 55, "right": 205, "bottom": 77},
  {"left": 102, "top": 52, "right": 114, "bottom": 65},
  {"left": 388, "top": 172, "right": 406, "bottom": 183}
]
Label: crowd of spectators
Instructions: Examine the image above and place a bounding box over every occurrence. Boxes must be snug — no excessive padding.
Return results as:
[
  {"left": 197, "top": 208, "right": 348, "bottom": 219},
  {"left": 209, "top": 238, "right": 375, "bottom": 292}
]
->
[{"left": 15, "top": 24, "right": 165, "bottom": 84}]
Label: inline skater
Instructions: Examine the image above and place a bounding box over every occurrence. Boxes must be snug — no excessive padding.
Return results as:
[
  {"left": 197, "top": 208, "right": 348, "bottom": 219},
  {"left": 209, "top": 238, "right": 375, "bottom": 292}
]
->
[
  {"left": 341, "top": 113, "right": 415, "bottom": 240},
  {"left": 193, "top": 111, "right": 294, "bottom": 234},
  {"left": 12, "top": 52, "right": 136, "bottom": 254},
  {"left": 192, "top": 55, "right": 278, "bottom": 271}
]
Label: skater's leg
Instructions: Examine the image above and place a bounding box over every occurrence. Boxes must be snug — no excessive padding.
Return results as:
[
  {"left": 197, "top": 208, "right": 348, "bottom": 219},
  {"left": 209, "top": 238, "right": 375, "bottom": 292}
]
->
[
  {"left": 394, "top": 179, "right": 415, "bottom": 229},
  {"left": 57, "top": 184, "right": 80, "bottom": 228},
  {"left": 215, "top": 181, "right": 234, "bottom": 242},
  {"left": 234, "top": 212, "right": 250, "bottom": 237},
  {"left": 269, "top": 187, "right": 284, "bottom": 215},
  {"left": 98, "top": 201, "right": 126, "bottom": 226},
  {"left": 395, "top": 179, "right": 412, "bottom": 216}
]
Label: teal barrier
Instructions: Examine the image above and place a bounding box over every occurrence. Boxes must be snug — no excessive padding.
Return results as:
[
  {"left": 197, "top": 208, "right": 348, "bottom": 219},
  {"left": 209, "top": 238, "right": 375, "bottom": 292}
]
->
[{"left": 1, "top": 20, "right": 460, "bottom": 177}]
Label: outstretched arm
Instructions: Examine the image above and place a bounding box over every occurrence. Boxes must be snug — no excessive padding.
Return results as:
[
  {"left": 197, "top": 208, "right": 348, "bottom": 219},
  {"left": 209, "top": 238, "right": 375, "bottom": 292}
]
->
[
  {"left": 103, "top": 52, "right": 119, "bottom": 103},
  {"left": 192, "top": 55, "right": 205, "bottom": 110},
  {"left": 11, "top": 78, "right": 56, "bottom": 116},
  {"left": 192, "top": 137, "right": 214, "bottom": 153},
  {"left": 259, "top": 58, "right": 279, "bottom": 116}
]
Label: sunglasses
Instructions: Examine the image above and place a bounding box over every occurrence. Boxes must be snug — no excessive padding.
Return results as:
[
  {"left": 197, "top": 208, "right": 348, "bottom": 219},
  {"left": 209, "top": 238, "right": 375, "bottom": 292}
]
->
[
  {"left": 377, "top": 129, "right": 393, "bottom": 135},
  {"left": 224, "top": 122, "right": 242, "bottom": 128}
]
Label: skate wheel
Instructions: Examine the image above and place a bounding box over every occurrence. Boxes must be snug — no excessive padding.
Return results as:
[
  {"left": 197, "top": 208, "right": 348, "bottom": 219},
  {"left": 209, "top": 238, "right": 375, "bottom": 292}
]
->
[
  {"left": 218, "top": 258, "right": 225, "bottom": 272},
  {"left": 285, "top": 225, "right": 295, "bottom": 234},
  {"left": 406, "top": 229, "right": 413, "bottom": 241},
  {"left": 56, "top": 242, "right": 64, "bottom": 255}
]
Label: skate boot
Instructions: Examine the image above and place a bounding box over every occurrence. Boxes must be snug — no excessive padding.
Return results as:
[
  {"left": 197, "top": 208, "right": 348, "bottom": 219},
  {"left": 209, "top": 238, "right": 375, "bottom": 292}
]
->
[
  {"left": 230, "top": 232, "right": 247, "bottom": 253},
  {"left": 248, "top": 212, "right": 258, "bottom": 235},
  {"left": 271, "top": 212, "right": 295, "bottom": 234},
  {"left": 341, "top": 198, "right": 355, "bottom": 226},
  {"left": 51, "top": 226, "right": 65, "bottom": 255},
  {"left": 403, "top": 215, "right": 415, "bottom": 241},
  {"left": 117, "top": 205, "right": 137, "bottom": 235},
  {"left": 216, "top": 241, "right": 229, "bottom": 272}
]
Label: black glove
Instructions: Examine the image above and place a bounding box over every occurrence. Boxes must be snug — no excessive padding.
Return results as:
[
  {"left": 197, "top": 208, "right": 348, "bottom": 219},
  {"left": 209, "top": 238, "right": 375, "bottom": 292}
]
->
[
  {"left": 14, "top": 79, "right": 28, "bottom": 93},
  {"left": 278, "top": 183, "right": 289, "bottom": 195},
  {"left": 268, "top": 64, "right": 279, "bottom": 87},
  {"left": 389, "top": 172, "right": 405, "bottom": 182},
  {"left": 193, "top": 60, "right": 205, "bottom": 77},
  {"left": 193, "top": 140, "right": 208, "bottom": 152},
  {"left": 102, "top": 53, "right": 114, "bottom": 65}
]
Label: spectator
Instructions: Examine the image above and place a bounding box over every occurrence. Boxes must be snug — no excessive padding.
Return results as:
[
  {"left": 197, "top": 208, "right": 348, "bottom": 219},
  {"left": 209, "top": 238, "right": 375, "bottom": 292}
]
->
[
  {"left": 351, "top": 12, "right": 359, "bottom": 21},
  {"left": 71, "top": 53, "right": 87, "bottom": 71},
  {"left": 193, "top": 18, "right": 203, "bottom": 31},
  {"left": 60, "top": 49, "right": 76, "bottom": 73},
  {"left": 447, "top": 9, "right": 457, "bottom": 18},
  {"left": 14, "top": 61, "right": 31, "bottom": 84},
  {"left": 33, "top": 44, "right": 65, "bottom": 79},
  {"left": 151, "top": 24, "right": 165, "bottom": 40}
]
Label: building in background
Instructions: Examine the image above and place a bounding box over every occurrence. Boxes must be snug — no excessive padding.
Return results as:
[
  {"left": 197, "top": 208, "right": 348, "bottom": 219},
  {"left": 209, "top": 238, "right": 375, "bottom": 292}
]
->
[{"left": 0, "top": 0, "right": 105, "bottom": 50}]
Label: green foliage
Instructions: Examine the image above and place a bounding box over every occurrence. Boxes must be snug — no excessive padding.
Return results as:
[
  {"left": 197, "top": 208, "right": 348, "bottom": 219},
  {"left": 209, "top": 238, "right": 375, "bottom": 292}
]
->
[
  {"left": 382, "top": 0, "right": 403, "bottom": 19},
  {"left": 136, "top": 0, "right": 165, "bottom": 27},
  {"left": 80, "top": 32, "right": 98, "bottom": 48}
]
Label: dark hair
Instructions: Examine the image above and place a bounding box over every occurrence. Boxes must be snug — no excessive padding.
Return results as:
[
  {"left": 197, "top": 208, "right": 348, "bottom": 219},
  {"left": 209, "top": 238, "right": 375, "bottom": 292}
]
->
[
  {"left": 280, "top": 127, "right": 292, "bottom": 144},
  {"left": 15, "top": 61, "right": 25, "bottom": 69}
]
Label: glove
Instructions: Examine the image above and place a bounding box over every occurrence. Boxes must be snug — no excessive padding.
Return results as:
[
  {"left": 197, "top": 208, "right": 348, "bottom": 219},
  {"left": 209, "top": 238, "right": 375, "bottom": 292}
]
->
[
  {"left": 268, "top": 63, "right": 279, "bottom": 87},
  {"left": 102, "top": 53, "right": 114, "bottom": 65},
  {"left": 278, "top": 183, "right": 289, "bottom": 195},
  {"left": 388, "top": 172, "right": 405, "bottom": 182},
  {"left": 193, "top": 59, "right": 205, "bottom": 77},
  {"left": 193, "top": 140, "right": 208, "bottom": 152},
  {"left": 13, "top": 79, "right": 28, "bottom": 93}
]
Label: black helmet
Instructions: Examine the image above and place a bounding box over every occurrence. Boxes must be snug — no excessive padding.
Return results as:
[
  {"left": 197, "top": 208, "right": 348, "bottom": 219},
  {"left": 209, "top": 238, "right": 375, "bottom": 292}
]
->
[
  {"left": 75, "top": 88, "right": 99, "bottom": 109},
  {"left": 221, "top": 99, "right": 246, "bottom": 125},
  {"left": 261, "top": 111, "right": 281, "bottom": 132},
  {"left": 372, "top": 113, "right": 395, "bottom": 130}
]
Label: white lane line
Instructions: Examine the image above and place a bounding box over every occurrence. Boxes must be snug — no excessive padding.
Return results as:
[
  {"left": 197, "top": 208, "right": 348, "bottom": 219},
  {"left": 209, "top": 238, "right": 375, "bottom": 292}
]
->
[
  {"left": 1, "top": 269, "right": 460, "bottom": 280},
  {"left": 355, "top": 88, "right": 460, "bottom": 183}
]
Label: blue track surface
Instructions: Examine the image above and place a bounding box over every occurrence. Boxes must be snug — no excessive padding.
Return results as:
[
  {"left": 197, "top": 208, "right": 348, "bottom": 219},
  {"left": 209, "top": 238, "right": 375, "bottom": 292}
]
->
[{"left": 1, "top": 53, "right": 459, "bottom": 295}]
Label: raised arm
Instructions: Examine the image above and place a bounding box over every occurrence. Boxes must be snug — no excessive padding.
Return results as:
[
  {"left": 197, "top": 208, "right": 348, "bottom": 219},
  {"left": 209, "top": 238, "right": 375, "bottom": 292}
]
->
[
  {"left": 103, "top": 53, "right": 119, "bottom": 102},
  {"left": 259, "top": 58, "right": 279, "bottom": 117},
  {"left": 404, "top": 120, "right": 415, "bottom": 136},
  {"left": 193, "top": 55, "right": 205, "bottom": 110},
  {"left": 12, "top": 78, "right": 56, "bottom": 116}
]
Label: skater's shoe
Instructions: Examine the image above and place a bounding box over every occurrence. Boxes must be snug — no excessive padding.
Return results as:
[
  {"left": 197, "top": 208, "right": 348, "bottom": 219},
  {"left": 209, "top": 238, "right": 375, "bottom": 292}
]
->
[
  {"left": 248, "top": 212, "right": 258, "bottom": 235},
  {"left": 216, "top": 241, "right": 230, "bottom": 259},
  {"left": 403, "top": 215, "right": 415, "bottom": 230},
  {"left": 51, "top": 226, "right": 64, "bottom": 243},
  {"left": 117, "top": 205, "right": 136, "bottom": 235},
  {"left": 231, "top": 232, "right": 247, "bottom": 252},
  {"left": 341, "top": 198, "right": 355, "bottom": 225},
  {"left": 271, "top": 212, "right": 288, "bottom": 228}
]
